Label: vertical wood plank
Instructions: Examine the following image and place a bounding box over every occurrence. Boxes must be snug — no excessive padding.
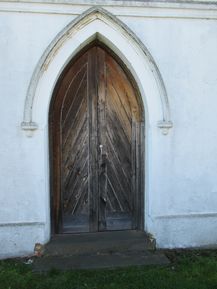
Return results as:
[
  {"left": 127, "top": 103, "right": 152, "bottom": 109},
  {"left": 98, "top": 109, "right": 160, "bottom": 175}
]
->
[
  {"left": 104, "top": 49, "right": 134, "bottom": 230},
  {"left": 88, "top": 47, "right": 99, "bottom": 232},
  {"left": 97, "top": 47, "right": 107, "bottom": 231},
  {"left": 52, "top": 90, "right": 64, "bottom": 233},
  {"left": 135, "top": 121, "right": 141, "bottom": 229},
  {"left": 60, "top": 54, "right": 89, "bottom": 233},
  {"left": 139, "top": 121, "right": 145, "bottom": 230},
  {"left": 131, "top": 120, "right": 136, "bottom": 229}
]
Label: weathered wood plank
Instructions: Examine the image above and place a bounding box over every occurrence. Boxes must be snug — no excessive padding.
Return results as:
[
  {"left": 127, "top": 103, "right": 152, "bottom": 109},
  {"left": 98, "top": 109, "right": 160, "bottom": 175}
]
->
[
  {"left": 62, "top": 70, "right": 87, "bottom": 131},
  {"left": 57, "top": 52, "right": 88, "bottom": 103},
  {"left": 107, "top": 181, "right": 122, "bottom": 211},
  {"left": 62, "top": 85, "right": 87, "bottom": 148},
  {"left": 106, "top": 56, "right": 142, "bottom": 122},
  {"left": 62, "top": 65, "right": 87, "bottom": 123},
  {"left": 88, "top": 47, "right": 98, "bottom": 232},
  {"left": 103, "top": 49, "right": 142, "bottom": 230},
  {"left": 97, "top": 47, "right": 107, "bottom": 231},
  {"left": 106, "top": 113, "right": 131, "bottom": 184},
  {"left": 106, "top": 78, "right": 132, "bottom": 141},
  {"left": 140, "top": 121, "right": 145, "bottom": 230},
  {"left": 63, "top": 133, "right": 88, "bottom": 186},
  {"left": 131, "top": 120, "right": 136, "bottom": 229},
  {"left": 61, "top": 64, "right": 89, "bottom": 233},
  {"left": 106, "top": 130, "right": 131, "bottom": 192},
  {"left": 106, "top": 60, "right": 132, "bottom": 120}
]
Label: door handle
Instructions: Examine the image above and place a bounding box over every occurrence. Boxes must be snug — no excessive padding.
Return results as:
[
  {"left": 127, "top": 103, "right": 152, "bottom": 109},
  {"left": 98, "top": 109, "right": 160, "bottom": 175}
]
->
[
  {"left": 99, "top": 144, "right": 108, "bottom": 159},
  {"left": 99, "top": 144, "right": 103, "bottom": 155}
]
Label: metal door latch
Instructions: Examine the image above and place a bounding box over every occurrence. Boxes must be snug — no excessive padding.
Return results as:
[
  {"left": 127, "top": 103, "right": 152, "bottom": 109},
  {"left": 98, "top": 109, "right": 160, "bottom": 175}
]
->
[{"left": 99, "top": 144, "right": 103, "bottom": 155}]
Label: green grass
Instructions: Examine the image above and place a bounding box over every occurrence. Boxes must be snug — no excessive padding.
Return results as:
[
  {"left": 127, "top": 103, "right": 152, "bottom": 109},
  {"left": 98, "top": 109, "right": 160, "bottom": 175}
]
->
[{"left": 0, "top": 250, "right": 217, "bottom": 289}]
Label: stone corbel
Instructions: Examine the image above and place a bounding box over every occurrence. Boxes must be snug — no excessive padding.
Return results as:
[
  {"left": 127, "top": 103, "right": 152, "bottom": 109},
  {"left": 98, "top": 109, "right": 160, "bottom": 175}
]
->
[
  {"left": 158, "top": 120, "right": 173, "bottom": 135},
  {"left": 21, "top": 121, "right": 38, "bottom": 137}
]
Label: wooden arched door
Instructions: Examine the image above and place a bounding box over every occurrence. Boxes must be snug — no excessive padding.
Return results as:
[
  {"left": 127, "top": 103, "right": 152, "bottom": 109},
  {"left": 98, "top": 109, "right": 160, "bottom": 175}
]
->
[{"left": 49, "top": 43, "right": 144, "bottom": 234}]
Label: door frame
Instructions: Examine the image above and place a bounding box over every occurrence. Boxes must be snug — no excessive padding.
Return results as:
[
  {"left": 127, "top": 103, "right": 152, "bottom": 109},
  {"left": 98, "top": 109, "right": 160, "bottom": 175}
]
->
[
  {"left": 49, "top": 41, "right": 145, "bottom": 235},
  {"left": 21, "top": 7, "right": 172, "bottom": 244}
]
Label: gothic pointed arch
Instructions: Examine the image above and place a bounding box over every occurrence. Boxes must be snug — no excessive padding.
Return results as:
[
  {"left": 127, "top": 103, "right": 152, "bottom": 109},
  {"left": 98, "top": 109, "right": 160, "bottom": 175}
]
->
[{"left": 21, "top": 6, "right": 172, "bottom": 134}]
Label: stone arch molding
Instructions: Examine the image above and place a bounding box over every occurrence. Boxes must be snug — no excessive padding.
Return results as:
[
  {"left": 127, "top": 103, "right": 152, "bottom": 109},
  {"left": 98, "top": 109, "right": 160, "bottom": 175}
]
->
[{"left": 21, "top": 7, "right": 172, "bottom": 135}]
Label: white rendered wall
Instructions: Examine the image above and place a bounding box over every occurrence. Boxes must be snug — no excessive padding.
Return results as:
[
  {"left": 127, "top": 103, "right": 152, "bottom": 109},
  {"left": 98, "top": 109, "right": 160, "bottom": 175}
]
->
[{"left": 1, "top": 1, "right": 217, "bottom": 258}]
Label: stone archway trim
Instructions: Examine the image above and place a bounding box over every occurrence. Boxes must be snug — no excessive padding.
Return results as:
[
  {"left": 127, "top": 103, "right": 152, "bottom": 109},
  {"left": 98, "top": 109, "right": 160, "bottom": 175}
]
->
[{"left": 21, "top": 6, "right": 173, "bottom": 135}]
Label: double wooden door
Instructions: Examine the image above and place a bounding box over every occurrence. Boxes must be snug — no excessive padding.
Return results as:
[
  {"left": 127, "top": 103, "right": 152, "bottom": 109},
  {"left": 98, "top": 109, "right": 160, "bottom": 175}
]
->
[{"left": 50, "top": 44, "right": 143, "bottom": 234}]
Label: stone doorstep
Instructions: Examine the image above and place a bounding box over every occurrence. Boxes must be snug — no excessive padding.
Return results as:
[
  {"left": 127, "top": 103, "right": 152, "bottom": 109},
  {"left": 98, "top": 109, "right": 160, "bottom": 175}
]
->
[
  {"left": 44, "top": 238, "right": 156, "bottom": 256},
  {"left": 44, "top": 230, "right": 156, "bottom": 256},
  {"left": 32, "top": 231, "right": 169, "bottom": 271},
  {"left": 33, "top": 251, "right": 170, "bottom": 271}
]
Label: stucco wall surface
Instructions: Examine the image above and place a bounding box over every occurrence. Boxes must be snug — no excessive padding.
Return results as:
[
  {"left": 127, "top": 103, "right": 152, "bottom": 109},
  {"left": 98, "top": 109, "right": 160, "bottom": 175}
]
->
[{"left": 0, "top": 0, "right": 217, "bottom": 258}]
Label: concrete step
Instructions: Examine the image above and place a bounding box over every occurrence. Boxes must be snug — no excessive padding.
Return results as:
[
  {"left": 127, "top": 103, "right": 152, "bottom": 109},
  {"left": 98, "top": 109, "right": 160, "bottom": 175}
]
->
[
  {"left": 33, "top": 251, "right": 169, "bottom": 271},
  {"left": 44, "top": 230, "right": 156, "bottom": 257},
  {"left": 32, "top": 231, "right": 170, "bottom": 271}
]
